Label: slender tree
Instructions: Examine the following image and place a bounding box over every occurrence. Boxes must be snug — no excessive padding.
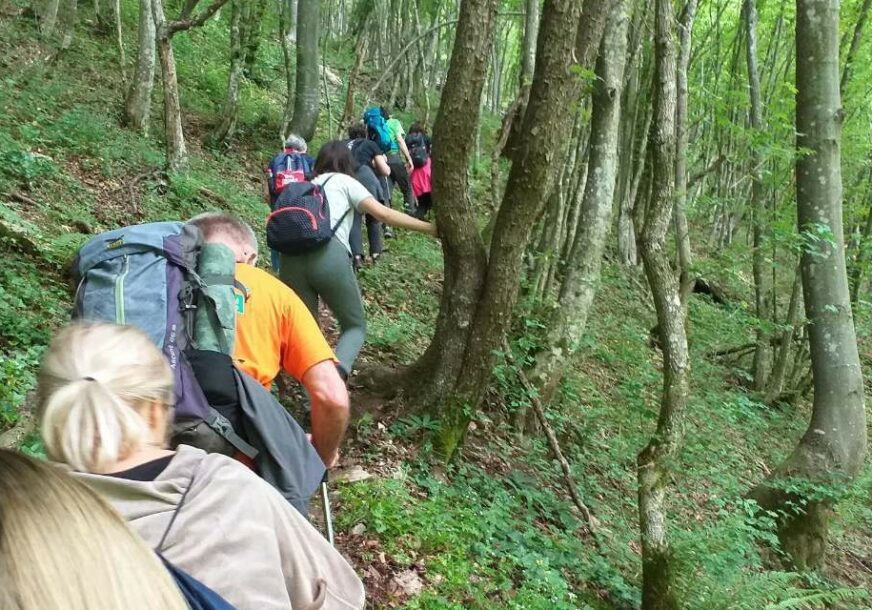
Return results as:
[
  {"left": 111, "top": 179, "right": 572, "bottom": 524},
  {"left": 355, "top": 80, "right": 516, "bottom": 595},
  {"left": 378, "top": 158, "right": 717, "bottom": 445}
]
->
[
  {"left": 152, "top": 0, "right": 230, "bottom": 169},
  {"left": 749, "top": 0, "right": 867, "bottom": 570},
  {"left": 124, "top": 0, "right": 157, "bottom": 133},
  {"left": 636, "top": 0, "right": 689, "bottom": 607},
  {"left": 287, "top": 0, "right": 320, "bottom": 141},
  {"left": 744, "top": 0, "right": 773, "bottom": 391},
  {"left": 673, "top": 0, "right": 697, "bottom": 309},
  {"left": 526, "top": 0, "right": 630, "bottom": 404}
]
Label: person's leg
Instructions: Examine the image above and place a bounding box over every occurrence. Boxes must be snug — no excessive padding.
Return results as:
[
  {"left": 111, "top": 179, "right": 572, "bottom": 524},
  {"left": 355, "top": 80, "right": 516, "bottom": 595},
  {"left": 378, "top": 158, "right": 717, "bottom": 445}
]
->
[
  {"left": 387, "top": 156, "right": 416, "bottom": 212},
  {"left": 349, "top": 210, "right": 365, "bottom": 270},
  {"left": 378, "top": 173, "right": 394, "bottom": 239},
  {"left": 415, "top": 192, "right": 432, "bottom": 219},
  {"left": 366, "top": 211, "right": 383, "bottom": 256},
  {"left": 307, "top": 240, "right": 366, "bottom": 376},
  {"left": 279, "top": 253, "right": 319, "bottom": 317}
]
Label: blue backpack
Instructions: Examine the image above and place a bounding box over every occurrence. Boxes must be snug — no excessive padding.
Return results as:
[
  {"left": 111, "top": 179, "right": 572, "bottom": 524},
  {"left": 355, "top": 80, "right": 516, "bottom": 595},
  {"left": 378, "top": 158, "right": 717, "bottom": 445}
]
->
[
  {"left": 161, "top": 557, "right": 237, "bottom": 610},
  {"left": 363, "top": 107, "right": 392, "bottom": 153},
  {"left": 72, "top": 222, "right": 257, "bottom": 460},
  {"left": 267, "top": 152, "right": 314, "bottom": 205}
]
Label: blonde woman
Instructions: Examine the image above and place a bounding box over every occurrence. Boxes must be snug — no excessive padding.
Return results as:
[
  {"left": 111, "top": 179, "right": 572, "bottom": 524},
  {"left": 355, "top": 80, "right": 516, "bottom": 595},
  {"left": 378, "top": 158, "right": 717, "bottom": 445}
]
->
[
  {"left": 0, "top": 448, "right": 188, "bottom": 610},
  {"left": 37, "top": 322, "right": 365, "bottom": 610}
]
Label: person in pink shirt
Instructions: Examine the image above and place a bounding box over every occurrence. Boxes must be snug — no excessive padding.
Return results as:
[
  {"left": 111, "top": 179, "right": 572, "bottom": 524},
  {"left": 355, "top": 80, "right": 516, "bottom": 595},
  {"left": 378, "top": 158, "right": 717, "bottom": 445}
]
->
[{"left": 406, "top": 123, "right": 433, "bottom": 219}]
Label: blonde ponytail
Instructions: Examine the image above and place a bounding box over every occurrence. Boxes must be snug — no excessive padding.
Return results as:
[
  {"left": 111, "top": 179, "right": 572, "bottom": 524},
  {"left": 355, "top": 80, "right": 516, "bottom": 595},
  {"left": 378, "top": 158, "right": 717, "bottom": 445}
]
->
[{"left": 37, "top": 323, "right": 174, "bottom": 473}]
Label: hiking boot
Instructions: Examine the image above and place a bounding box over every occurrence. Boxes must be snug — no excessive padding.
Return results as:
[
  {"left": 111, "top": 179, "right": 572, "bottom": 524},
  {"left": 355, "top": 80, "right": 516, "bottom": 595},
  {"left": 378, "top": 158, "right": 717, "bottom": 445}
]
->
[
  {"left": 353, "top": 255, "right": 363, "bottom": 273},
  {"left": 384, "top": 226, "right": 394, "bottom": 239}
]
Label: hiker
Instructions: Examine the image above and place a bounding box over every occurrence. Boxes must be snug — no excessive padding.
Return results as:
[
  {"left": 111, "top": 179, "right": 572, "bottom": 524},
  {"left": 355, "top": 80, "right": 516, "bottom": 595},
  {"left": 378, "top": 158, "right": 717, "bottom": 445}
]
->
[
  {"left": 363, "top": 106, "right": 416, "bottom": 218},
  {"left": 37, "top": 322, "right": 366, "bottom": 610},
  {"left": 346, "top": 122, "right": 390, "bottom": 270},
  {"left": 406, "top": 122, "right": 433, "bottom": 219},
  {"left": 277, "top": 140, "right": 437, "bottom": 379},
  {"left": 188, "top": 212, "right": 350, "bottom": 470},
  {"left": 265, "top": 134, "right": 315, "bottom": 272},
  {"left": 0, "top": 448, "right": 189, "bottom": 610}
]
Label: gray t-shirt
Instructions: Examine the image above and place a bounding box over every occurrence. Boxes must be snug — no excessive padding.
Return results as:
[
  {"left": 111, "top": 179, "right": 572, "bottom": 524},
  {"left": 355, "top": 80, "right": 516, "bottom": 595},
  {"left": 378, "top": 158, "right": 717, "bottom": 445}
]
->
[{"left": 312, "top": 173, "right": 373, "bottom": 254}]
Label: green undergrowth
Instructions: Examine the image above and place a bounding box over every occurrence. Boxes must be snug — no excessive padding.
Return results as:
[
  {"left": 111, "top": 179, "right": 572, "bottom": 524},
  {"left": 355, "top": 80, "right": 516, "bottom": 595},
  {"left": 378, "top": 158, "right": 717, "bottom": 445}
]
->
[{"left": 339, "top": 262, "right": 871, "bottom": 609}]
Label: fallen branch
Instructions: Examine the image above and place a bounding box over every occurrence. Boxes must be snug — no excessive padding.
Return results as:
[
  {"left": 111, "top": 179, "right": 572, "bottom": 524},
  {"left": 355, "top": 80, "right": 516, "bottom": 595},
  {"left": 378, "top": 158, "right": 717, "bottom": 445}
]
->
[
  {"left": 0, "top": 411, "right": 35, "bottom": 450},
  {"left": 198, "top": 186, "right": 229, "bottom": 206},
  {"left": 9, "top": 191, "right": 39, "bottom": 206},
  {"left": 502, "top": 338, "right": 601, "bottom": 547},
  {"left": 709, "top": 342, "right": 756, "bottom": 358}
]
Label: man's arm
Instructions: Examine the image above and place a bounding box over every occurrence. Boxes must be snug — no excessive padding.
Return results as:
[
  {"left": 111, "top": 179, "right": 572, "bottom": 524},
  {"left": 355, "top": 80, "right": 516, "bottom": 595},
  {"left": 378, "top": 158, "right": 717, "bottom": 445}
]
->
[
  {"left": 301, "top": 360, "right": 350, "bottom": 468},
  {"left": 263, "top": 173, "right": 272, "bottom": 205},
  {"left": 372, "top": 153, "right": 391, "bottom": 176},
  {"left": 397, "top": 136, "right": 413, "bottom": 170}
]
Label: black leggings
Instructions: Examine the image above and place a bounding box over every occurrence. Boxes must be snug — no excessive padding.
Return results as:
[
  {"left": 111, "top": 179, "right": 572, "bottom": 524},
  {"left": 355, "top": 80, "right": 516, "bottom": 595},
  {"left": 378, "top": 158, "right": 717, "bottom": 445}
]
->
[{"left": 386, "top": 154, "right": 416, "bottom": 211}]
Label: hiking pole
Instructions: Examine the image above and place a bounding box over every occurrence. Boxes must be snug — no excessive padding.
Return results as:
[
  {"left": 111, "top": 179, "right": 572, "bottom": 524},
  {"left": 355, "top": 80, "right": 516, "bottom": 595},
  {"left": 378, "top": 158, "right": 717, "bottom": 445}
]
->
[{"left": 321, "top": 472, "right": 334, "bottom": 546}]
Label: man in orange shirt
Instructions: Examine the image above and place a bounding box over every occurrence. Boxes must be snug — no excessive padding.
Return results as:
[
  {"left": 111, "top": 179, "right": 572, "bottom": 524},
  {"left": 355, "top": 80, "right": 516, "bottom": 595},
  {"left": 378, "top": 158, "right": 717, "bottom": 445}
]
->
[{"left": 188, "top": 213, "right": 349, "bottom": 468}]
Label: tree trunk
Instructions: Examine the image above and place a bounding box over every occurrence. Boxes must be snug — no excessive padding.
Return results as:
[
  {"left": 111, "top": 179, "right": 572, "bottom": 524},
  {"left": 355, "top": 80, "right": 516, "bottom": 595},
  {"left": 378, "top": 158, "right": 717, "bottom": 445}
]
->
[
  {"left": 745, "top": 0, "right": 772, "bottom": 392},
  {"left": 288, "top": 0, "right": 320, "bottom": 141},
  {"left": 503, "top": 0, "right": 542, "bottom": 158},
  {"left": 840, "top": 0, "right": 872, "bottom": 92},
  {"left": 208, "top": 0, "right": 247, "bottom": 146},
  {"left": 527, "top": 0, "right": 630, "bottom": 404},
  {"left": 520, "top": 0, "right": 540, "bottom": 88},
  {"left": 242, "top": 0, "right": 266, "bottom": 79},
  {"left": 765, "top": 265, "right": 803, "bottom": 404},
  {"left": 59, "top": 0, "right": 78, "bottom": 49},
  {"left": 111, "top": 0, "right": 126, "bottom": 85},
  {"left": 280, "top": 0, "right": 295, "bottom": 140},
  {"left": 340, "top": 29, "right": 368, "bottom": 129},
  {"left": 378, "top": 0, "right": 498, "bottom": 416},
  {"left": 124, "top": 0, "right": 157, "bottom": 134},
  {"left": 152, "top": 0, "right": 187, "bottom": 170},
  {"left": 637, "top": 0, "right": 689, "bottom": 608},
  {"left": 42, "top": 0, "right": 61, "bottom": 37},
  {"left": 849, "top": 170, "right": 872, "bottom": 304},
  {"left": 432, "top": 0, "right": 609, "bottom": 458},
  {"left": 749, "top": 0, "right": 867, "bottom": 571},
  {"left": 673, "top": 0, "right": 697, "bottom": 311}
]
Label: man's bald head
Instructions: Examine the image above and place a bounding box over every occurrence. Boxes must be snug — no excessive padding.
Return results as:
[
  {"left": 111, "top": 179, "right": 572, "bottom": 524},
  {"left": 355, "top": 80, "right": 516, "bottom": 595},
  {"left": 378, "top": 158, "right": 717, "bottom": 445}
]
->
[{"left": 188, "top": 212, "right": 258, "bottom": 265}]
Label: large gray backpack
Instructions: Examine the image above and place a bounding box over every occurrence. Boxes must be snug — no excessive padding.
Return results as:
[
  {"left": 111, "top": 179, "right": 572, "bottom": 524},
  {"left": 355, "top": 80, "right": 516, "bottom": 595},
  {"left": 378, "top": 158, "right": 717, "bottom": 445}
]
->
[{"left": 72, "top": 221, "right": 255, "bottom": 458}]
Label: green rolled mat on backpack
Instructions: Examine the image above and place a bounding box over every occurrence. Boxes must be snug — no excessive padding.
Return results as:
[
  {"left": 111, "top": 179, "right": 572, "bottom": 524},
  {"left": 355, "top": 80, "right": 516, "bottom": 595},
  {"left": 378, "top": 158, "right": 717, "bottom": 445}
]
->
[{"left": 194, "top": 242, "right": 237, "bottom": 355}]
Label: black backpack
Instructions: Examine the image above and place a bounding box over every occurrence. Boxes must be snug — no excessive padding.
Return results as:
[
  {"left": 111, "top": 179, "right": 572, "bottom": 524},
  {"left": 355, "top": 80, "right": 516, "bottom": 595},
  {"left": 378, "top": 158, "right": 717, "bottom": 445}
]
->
[
  {"left": 266, "top": 176, "right": 350, "bottom": 255},
  {"left": 407, "top": 134, "right": 429, "bottom": 168}
]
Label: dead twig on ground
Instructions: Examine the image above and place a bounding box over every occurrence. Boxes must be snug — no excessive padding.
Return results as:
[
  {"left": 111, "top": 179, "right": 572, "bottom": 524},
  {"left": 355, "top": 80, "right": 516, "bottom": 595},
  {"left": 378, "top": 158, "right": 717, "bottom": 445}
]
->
[{"left": 501, "top": 338, "right": 601, "bottom": 549}]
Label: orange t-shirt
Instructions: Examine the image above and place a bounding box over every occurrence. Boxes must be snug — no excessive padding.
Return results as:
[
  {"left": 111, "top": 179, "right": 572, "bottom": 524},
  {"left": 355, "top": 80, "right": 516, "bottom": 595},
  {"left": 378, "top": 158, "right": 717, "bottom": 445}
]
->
[{"left": 233, "top": 263, "right": 336, "bottom": 388}]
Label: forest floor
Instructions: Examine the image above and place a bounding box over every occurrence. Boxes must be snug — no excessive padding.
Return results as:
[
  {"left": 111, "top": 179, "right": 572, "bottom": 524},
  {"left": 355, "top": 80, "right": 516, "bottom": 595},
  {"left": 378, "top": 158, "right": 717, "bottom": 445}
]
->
[{"left": 2, "top": 4, "right": 872, "bottom": 609}]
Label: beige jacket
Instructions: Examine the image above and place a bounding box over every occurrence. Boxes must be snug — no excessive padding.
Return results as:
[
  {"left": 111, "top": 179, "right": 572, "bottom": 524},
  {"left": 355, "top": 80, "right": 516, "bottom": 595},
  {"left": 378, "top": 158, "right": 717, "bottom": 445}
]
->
[{"left": 74, "top": 445, "right": 364, "bottom": 610}]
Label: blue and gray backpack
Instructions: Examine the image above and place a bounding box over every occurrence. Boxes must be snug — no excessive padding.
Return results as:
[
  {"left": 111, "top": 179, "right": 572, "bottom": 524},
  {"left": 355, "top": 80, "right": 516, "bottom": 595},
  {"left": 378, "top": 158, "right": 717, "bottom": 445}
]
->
[{"left": 72, "top": 222, "right": 256, "bottom": 459}]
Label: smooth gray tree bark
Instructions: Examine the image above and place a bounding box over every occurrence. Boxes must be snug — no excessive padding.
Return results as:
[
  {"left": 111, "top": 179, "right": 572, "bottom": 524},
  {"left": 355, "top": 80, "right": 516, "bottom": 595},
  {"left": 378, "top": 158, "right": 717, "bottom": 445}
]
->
[
  {"left": 750, "top": 0, "right": 867, "bottom": 570},
  {"left": 673, "top": 0, "right": 697, "bottom": 310},
  {"left": 287, "top": 0, "right": 320, "bottom": 142},
  {"left": 637, "top": 0, "right": 689, "bottom": 607},
  {"left": 124, "top": 0, "right": 157, "bottom": 134},
  {"left": 527, "top": 0, "right": 630, "bottom": 404},
  {"left": 744, "top": 0, "right": 773, "bottom": 391}
]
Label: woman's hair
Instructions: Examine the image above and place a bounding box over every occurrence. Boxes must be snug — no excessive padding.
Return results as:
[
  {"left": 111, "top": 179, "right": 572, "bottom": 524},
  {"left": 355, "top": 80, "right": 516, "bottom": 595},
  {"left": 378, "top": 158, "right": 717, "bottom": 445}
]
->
[
  {"left": 408, "top": 122, "right": 427, "bottom": 136},
  {"left": 283, "top": 133, "right": 308, "bottom": 152},
  {"left": 314, "top": 140, "right": 357, "bottom": 177},
  {"left": 0, "top": 449, "right": 188, "bottom": 610},
  {"left": 37, "top": 323, "right": 174, "bottom": 473}
]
